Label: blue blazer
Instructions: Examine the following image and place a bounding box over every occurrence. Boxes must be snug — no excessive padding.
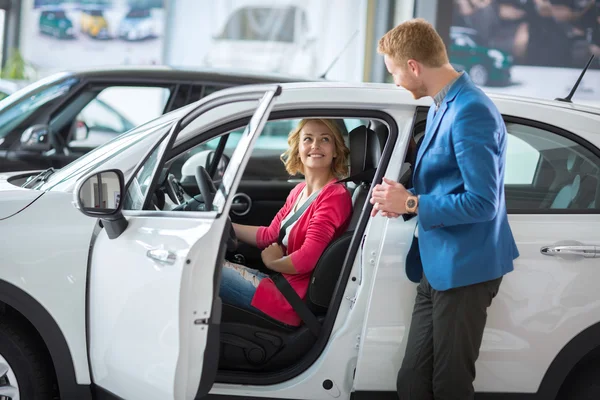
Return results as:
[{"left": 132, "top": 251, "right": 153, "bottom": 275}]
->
[{"left": 406, "top": 72, "right": 519, "bottom": 291}]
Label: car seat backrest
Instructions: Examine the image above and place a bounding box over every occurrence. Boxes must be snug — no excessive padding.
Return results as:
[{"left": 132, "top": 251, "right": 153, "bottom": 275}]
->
[
  {"left": 551, "top": 174, "right": 581, "bottom": 209},
  {"left": 572, "top": 174, "right": 598, "bottom": 209},
  {"left": 306, "top": 125, "right": 385, "bottom": 314}
]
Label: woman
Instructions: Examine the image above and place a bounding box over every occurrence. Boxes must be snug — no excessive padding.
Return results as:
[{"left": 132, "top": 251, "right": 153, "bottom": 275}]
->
[{"left": 219, "top": 118, "right": 353, "bottom": 327}]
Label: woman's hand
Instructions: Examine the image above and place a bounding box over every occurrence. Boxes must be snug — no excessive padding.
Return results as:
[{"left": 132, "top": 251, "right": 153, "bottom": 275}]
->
[
  {"left": 233, "top": 223, "right": 260, "bottom": 247},
  {"left": 261, "top": 243, "right": 285, "bottom": 268}
]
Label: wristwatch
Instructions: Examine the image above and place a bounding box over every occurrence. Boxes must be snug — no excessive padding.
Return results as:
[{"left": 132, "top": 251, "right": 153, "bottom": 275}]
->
[{"left": 405, "top": 195, "right": 419, "bottom": 214}]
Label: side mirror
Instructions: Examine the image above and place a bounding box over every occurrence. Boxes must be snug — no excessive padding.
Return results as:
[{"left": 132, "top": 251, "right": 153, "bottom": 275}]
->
[
  {"left": 74, "top": 120, "right": 90, "bottom": 141},
  {"left": 20, "top": 124, "right": 52, "bottom": 152},
  {"left": 74, "top": 169, "right": 128, "bottom": 239}
]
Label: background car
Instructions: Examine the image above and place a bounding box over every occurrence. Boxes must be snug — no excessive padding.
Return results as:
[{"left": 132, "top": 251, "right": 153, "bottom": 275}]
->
[
  {"left": 118, "top": 7, "right": 157, "bottom": 41},
  {"left": 0, "top": 66, "right": 316, "bottom": 173},
  {"left": 204, "top": 5, "right": 318, "bottom": 76},
  {"left": 38, "top": 8, "right": 75, "bottom": 39},
  {"left": 449, "top": 25, "right": 512, "bottom": 87},
  {"left": 79, "top": 7, "right": 110, "bottom": 39}
]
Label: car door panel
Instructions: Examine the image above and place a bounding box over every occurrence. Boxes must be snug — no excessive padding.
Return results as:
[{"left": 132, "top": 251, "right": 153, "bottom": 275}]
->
[
  {"left": 88, "top": 216, "right": 214, "bottom": 400},
  {"left": 89, "top": 86, "right": 280, "bottom": 400},
  {"left": 232, "top": 180, "right": 294, "bottom": 225}
]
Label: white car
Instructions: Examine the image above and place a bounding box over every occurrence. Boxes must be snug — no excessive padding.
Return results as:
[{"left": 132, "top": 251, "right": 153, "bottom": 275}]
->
[
  {"left": 204, "top": 5, "right": 317, "bottom": 76},
  {"left": 0, "top": 81, "right": 599, "bottom": 400}
]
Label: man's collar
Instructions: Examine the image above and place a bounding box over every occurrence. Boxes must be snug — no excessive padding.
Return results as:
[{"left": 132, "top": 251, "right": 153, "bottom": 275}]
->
[{"left": 433, "top": 71, "right": 463, "bottom": 109}]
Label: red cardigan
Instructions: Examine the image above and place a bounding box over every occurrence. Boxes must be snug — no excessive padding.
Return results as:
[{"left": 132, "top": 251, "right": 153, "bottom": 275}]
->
[{"left": 251, "top": 180, "right": 352, "bottom": 326}]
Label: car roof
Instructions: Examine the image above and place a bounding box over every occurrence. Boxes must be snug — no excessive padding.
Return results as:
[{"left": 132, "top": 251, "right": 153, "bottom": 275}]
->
[
  {"left": 50, "top": 65, "right": 323, "bottom": 84},
  {"left": 272, "top": 81, "right": 600, "bottom": 116}
]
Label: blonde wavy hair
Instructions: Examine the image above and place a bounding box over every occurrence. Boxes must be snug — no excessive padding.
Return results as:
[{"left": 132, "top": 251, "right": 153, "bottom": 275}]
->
[{"left": 281, "top": 118, "right": 350, "bottom": 179}]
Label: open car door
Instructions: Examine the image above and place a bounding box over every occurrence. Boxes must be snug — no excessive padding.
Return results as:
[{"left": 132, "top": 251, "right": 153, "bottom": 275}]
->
[{"left": 86, "top": 86, "right": 281, "bottom": 400}]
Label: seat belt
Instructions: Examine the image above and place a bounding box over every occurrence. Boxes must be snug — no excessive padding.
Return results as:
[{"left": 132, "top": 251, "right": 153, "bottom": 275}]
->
[
  {"left": 277, "top": 187, "right": 321, "bottom": 245},
  {"left": 271, "top": 274, "right": 321, "bottom": 336},
  {"left": 271, "top": 186, "right": 323, "bottom": 336}
]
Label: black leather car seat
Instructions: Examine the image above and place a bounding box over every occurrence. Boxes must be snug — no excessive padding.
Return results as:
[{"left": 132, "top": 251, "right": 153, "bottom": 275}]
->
[{"left": 217, "top": 125, "right": 386, "bottom": 372}]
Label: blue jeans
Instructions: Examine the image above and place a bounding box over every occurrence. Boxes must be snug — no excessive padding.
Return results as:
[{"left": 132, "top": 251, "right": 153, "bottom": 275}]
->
[{"left": 219, "top": 261, "right": 269, "bottom": 311}]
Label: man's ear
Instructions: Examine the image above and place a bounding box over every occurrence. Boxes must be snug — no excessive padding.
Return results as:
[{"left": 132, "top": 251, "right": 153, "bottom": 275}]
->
[{"left": 406, "top": 59, "right": 421, "bottom": 76}]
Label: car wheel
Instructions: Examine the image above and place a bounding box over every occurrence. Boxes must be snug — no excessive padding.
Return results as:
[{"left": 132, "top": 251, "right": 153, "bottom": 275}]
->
[
  {"left": 0, "top": 319, "right": 56, "bottom": 399},
  {"left": 557, "top": 358, "right": 600, "bottom": 400},
  {"left": 469, "top": 64, "right": 489, "bottom": 86}
]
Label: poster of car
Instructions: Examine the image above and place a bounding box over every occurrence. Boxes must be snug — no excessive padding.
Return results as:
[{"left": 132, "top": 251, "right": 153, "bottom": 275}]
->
[
  {"left": 166, "top": 0, "right": 367, "bottom": 82},
  {"left": 448, "top": 0, "right": 600, "bottom": 105},
  {"left": 20, "top": 0, "right": 165, "bottom": 75}
]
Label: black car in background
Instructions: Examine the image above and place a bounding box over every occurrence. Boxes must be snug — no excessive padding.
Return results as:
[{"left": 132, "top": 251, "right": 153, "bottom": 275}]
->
[{"left": 0, "top": 66, "right": 313, "bottom": 173}]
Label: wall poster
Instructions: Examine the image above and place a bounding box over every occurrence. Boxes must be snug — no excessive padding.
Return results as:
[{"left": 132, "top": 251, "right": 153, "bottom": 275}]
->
[
  {"left": 21, "top": 0, "right": 166, "bottom": 76},
  {"left": 447, "top": 0, "right": 600, "bottom": 105}
]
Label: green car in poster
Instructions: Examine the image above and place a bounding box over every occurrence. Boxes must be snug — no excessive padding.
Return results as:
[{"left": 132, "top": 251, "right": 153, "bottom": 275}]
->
[
  {"left": 39, "top": 8, "right": 75, "bottom": 39},
  {"left": 449, "top": 26, "right": 512, "bottom": 87}
]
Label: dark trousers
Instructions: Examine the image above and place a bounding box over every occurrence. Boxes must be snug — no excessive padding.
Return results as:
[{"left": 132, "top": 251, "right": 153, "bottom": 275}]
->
[{"left": 397, "top": 273, "right": 502, "bottom": 400}]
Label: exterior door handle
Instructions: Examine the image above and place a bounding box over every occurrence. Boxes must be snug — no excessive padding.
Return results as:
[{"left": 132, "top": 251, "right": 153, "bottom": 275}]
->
[
  {"left": 146, "top": 248, "right": 177, "bottom": 264},
  {"left": 540, "top": 245, "right": 599, "bottom": 258}
]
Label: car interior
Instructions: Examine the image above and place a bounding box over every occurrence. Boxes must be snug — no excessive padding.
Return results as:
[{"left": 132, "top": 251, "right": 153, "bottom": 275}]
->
[{"left": 137, "top": 116, "right": 394, "bottom": 374}]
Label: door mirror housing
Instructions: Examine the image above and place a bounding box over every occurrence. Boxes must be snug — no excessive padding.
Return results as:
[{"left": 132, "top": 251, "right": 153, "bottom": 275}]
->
[
  {"left": 74, "top": 169, "right": 128, "bottom": 239},
  {"left": 20, "top": 124, "right": 52, "bottom": 152},
  {"left": 74, "top": 120, "right": 90, "bottom": 141}
]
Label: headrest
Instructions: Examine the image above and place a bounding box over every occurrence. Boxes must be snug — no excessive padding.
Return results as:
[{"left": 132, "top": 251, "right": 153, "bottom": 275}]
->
[
  {"left": 567, "top": 154, "right": 583, "bottom": 173},
  {"left": 348, "top": 125, "right": 384, "bottom": 183}
]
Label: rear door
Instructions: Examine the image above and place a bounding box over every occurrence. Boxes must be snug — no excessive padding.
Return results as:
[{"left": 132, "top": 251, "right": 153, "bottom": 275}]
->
[{"left": 87, "top": 86, "right": 281, "bottom": 400}]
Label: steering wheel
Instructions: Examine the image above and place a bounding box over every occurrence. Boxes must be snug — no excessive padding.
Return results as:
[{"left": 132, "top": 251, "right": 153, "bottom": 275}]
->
[
  {"left": 49, "top": 131, "right": 69, "bottom": 156},
  {"left": 164, "top": 173, "right": 185, "bottom": 205},
  {"left": 195, "top": 166, "right": 217, "bottom": 210},
  {"left": 194, "top": 166, "right": 238, "bottom": 251}
]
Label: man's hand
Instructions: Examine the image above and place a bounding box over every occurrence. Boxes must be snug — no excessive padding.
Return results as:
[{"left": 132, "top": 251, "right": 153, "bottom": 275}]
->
[
  {"left": 370, "top": 177, "right": 410, "bottom": 217},
  {"left": 261, "top": 243, "right": 284, "bottom": 268}
]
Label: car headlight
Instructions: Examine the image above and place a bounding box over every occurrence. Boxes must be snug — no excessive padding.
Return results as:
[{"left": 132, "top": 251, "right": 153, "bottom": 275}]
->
[{"left": 487, "top": 49, "right": 505, "bottom": 69}]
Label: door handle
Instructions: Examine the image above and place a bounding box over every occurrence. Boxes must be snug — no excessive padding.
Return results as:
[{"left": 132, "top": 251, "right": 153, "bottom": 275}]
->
[
  {"left": 147, "top": 248, "right": 177, "bottom": 264},
  {"left": 540, "top": 245, "right": 599, "bottom": 258}
]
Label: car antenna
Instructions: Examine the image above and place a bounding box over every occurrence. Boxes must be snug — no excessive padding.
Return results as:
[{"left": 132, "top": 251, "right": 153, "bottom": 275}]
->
[
  {"left": 555, "top": 54, "right": 595, "bottom": 103},
  {"left": 319, "top": 29, "right": 359, "bottom": 79}
]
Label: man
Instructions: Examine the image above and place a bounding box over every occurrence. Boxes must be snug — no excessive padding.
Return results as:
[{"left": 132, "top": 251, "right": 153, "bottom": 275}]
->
[{"left": 370, "top": 18, "right": 519, "bottom": 400}]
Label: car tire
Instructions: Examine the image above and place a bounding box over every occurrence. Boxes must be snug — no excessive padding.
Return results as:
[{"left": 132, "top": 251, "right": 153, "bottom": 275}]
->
[
  {"left": 0, "top": 318, "right": 56, "bottom": 399},
  {"left": 557, "top": 357, "right": 600, "bottom": 400},
  {"left": 469, "top": 64, "right": 489, "bottom": 87}
]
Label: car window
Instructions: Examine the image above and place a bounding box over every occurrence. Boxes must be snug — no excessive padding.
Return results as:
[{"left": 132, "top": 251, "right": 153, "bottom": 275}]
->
[
  {"left": 69, "top": 86, "right": 170, "bottom": 149},
  {"left": 123, "top": 135, "right": 169, "bottom": 210},
  {"left": 505, "top": 122, "right": 600, "bottom": 211},
  {"left": 505, "top": 134, "right": 540, "bottom": 185},
  {"left": 0, "top": 76, "right": 79, "bottom": 139},
  {"left": 171, "top": 118, "right": 367, "bottom": 182}
]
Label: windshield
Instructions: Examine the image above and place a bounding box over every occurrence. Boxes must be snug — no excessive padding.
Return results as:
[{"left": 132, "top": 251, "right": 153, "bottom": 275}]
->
[
  {"left": 0, "top": 72, "right": 79, "bottom": 139},
  {"left": 37, "top": 102, "right": 198, "bottom": 192}
]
